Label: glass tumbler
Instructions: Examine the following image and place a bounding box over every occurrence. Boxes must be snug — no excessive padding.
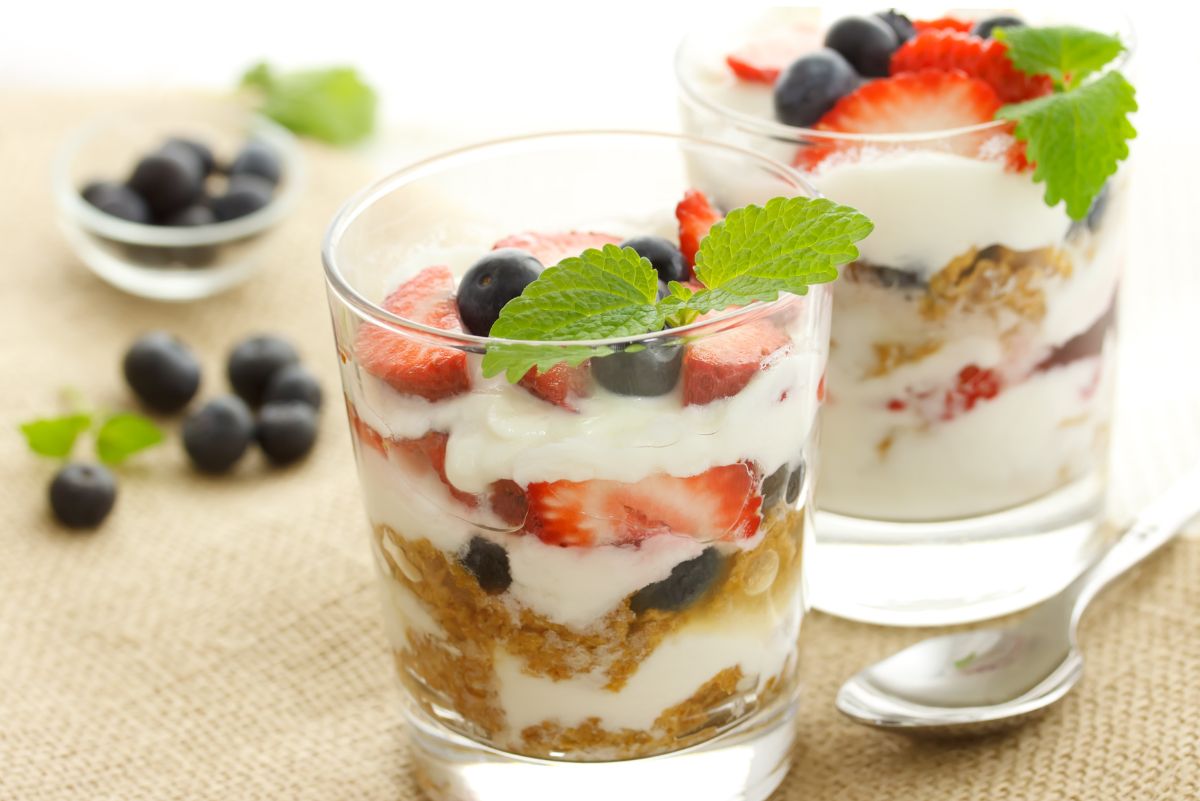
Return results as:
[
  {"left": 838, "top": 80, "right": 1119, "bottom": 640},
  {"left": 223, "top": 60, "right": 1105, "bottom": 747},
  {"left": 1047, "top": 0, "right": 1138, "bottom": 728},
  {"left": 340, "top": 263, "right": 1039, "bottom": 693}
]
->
[
  {"left": 677, "top": 7, "right": 1132, "bottom": 625},
  {"left": 322, "top": 132, "right": 831, "bottom": 801}
]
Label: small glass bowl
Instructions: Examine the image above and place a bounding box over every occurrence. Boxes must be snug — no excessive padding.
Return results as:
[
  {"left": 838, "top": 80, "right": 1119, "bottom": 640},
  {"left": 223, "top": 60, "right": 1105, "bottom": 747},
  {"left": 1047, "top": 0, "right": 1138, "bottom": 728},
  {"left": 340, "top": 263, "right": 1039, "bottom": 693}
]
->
[{"left": 52, "top": 96, "right": 304, "bottom": 302}]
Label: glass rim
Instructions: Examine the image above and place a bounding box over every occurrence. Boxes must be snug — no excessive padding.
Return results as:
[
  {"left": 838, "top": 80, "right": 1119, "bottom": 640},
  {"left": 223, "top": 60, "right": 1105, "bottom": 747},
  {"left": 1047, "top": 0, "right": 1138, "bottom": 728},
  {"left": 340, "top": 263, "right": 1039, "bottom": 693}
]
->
[
  {"left": 322, "top": 129, "right": 825, "bottom": 350},
  {"left": 674, "top": 9, "right": 1136, "bottom": 146}
]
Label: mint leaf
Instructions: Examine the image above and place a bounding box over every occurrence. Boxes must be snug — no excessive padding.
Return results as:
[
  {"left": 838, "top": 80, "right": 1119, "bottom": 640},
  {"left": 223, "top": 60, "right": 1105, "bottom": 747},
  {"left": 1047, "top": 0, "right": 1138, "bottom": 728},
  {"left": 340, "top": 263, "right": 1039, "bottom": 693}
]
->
[
  {"left": 241, "top": 62, "right": 377, "bottom": 145},
  {"left": 998, "top": 71, "right": 1137, "bottom": 220},
  {"left": 996, "top": 26, "right": 1125, "bottom": 90},
  {"left": 95, "top": 413, "right": 164, "bottom": 465},
  {"left": 690, "top": 196, "right": 872, "bottom": 312},
  {"left": 482, "top": 245, "right": 665, "bottom": 381},
  {"left": 18, "top": 414, "right": 91, "bottom": 459},
  {"left": 481, "top": 197, "right": 872, "bottom": 382}
]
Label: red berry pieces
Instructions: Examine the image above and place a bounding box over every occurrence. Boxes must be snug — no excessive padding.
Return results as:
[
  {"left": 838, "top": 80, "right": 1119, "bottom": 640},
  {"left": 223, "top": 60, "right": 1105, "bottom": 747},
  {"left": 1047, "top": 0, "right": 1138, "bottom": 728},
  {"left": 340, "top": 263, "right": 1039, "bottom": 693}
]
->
[
  {"left": 519, "top": 363, "right": 591, "bottom": 410},
  {"left": 890, "top": 29, "right": 1054, "bottom": 103},
  {"left": 524, "top": 463, "right": 761, "bottom": 547},
  {"left": 942, "top": 364, "right": 1001, "bottom": 420},
  {"left": 726, "top": 22, "right": 823, "bottom": 83},
  {"left": 488, "top": 479, "right": 529, "bottom": 527},
  {"left": 355, "top": 266, "right": 471, "bottom": 402},
  {"left": 795, "top": 70, "right": 1003, "bottom": 170},
  {"left": 912, "top": 17, "right": 973, "bottom": 34},
  {"left": 681, "top": 319, "right": 791, "bottom": 406},
  {"left": 675, "top": 189, "right": 722, "bottom": 269},
  {"left": 395, "top": 431, "right": 477, "bottom": 507},
  {"left": 491, "top": 231, "right": 622, "bottom": 268}
]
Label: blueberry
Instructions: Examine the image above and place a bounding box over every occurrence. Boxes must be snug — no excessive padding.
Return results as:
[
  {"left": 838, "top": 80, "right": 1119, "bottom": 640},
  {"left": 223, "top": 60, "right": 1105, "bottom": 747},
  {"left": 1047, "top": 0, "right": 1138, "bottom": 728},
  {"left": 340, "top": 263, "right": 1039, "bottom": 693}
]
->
[
  {"left": 620, "top": 236, "right": 688, "bottom": 284},
  {"left": 211, "top": 174, "right": 274, "bottom": 221},
  {"left": 182, "top": 395, "right": 255, "bottom": 474},
  {"left": 49, "top": 463, "right": 116, "bottom": 529},
  {"left": 81, "top": 181, "right": 150, "bottom": 223},
  {"left": 457, "top": 248, "right": 542, "bottom": 335},
  {"left": 761, "top": 464, "right": 789, "bottom": 509},
  {"left": 163, "top": 203, "right": 216, "bottom": 227},
  {"left": 256, "top": 402, "right": 318, "bottom": 465},
  {"left": 592, "top": 338, "right": 683, "bottom": 397},
  {"left": 229, "top": 140, "right": 282, "bottom": 185},
  {"left": 227, "top": 334, "right": 300, "bottom": 406},
  {"left": 163, "top": 136, "right": 216, "bottom": 176},
  {"left": 263, "top": 363, "right": 323, "bottom": 410},
  {"left": 973, "top": 15, "right": 1024, "bottom": 39},
  {"left": 875, "top": 9, "right": 915, "bottom": 43},
  {"left": 459, "top": 535, "right": 511, "bottom": 594},
  {"left": 127, "top": 146, "right": 204, "bottom": 218},
  {"left": 774, "top": 49, "right": 859, "bottom": 128},
  {"left": 785, "top": 460, "right": 806, "bottom": 505},
  {"left": 123, "top": 331, "right": 202, "bottom": 413},
  {"left": 825, "top": 15, "right": 900, "bottom": 77},
  {"left": 631, "top": 548, "right": 723, "bottom": 614}
]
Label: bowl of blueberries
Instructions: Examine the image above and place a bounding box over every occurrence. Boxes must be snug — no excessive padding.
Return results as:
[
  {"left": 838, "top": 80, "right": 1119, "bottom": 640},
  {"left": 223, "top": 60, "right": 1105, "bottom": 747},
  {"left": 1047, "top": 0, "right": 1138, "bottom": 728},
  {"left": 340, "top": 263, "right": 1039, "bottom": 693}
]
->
[{"left": 53, "top": 97, "right": 303, "bottom": 301}]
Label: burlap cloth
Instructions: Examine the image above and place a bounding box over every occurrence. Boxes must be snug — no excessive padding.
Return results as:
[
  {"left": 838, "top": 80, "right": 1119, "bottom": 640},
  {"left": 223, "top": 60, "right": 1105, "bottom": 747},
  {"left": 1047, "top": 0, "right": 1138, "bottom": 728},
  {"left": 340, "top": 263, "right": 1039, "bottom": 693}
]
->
[{"left": 2, "top": 91, "right": 1197, "bottom": 801}]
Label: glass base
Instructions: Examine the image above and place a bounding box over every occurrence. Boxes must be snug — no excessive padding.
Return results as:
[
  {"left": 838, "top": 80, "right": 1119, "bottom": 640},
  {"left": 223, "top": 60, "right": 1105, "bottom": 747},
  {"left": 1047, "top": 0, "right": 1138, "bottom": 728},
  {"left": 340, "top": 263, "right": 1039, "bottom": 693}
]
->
[
  {"left": 810, "top": 475, "right": 1109, "bottom": 626},
  {"left": 404, "top": 693, "right": 798, "bottom": 801}
]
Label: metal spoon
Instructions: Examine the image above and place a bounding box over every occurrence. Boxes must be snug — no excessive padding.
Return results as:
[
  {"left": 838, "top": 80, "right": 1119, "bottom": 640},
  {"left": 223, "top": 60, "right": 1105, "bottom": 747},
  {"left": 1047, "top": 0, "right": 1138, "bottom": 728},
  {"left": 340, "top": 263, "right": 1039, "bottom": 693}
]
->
[{"left": 836, "top": 466, "right": 1200, "bottom": 734}]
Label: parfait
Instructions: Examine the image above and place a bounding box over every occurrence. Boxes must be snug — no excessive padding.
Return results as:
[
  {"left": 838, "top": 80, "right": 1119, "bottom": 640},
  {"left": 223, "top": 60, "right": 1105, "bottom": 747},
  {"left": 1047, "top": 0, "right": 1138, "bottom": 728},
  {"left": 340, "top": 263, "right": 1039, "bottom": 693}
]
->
[
  {"left": 677, "top": 8, "right": 1136, "bottom": 624},
  {"left": 323, "top": 133, "right": 869, "bottom": 800}
]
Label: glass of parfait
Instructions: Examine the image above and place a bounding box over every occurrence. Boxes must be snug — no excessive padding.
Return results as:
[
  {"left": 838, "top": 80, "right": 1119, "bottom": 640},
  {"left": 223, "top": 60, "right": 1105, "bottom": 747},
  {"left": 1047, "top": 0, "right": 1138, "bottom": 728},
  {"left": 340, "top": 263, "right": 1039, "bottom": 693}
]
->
[
  {"left": 676, "top": 7, "right": 1135, "bottom": 625},
  {"left": 322, "top": 132, "right": 854, "bottom": 801}
]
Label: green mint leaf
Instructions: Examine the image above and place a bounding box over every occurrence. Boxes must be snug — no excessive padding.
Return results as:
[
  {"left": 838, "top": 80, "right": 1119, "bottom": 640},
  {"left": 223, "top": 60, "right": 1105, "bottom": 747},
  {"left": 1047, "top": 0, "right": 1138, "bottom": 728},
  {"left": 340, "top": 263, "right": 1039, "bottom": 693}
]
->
[
  {"left": 996, "top": 26, "right": 1125, "bottom": 89},
  {"left": 18, "top": 414, "right": 91, "bottom": 459},
  {"left": 482, "top": 245, "right": 665, "bottom": 382},
  {"left": 241, "top": 62, "right": 377, "bottom": 145},
  {"left": 997, "top": 71, "right": 1137, "bottom": 220},
  {"left": 693, "top": 196, "right": 873, "bottom": 306},
  {"left": 95, "top": 413, "right": 164, "bottom": 465}
]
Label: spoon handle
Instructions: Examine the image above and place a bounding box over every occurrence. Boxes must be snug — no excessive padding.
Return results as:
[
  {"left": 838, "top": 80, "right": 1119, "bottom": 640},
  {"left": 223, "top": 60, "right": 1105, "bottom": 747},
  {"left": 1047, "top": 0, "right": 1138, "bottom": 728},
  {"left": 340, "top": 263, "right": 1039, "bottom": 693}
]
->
[{"left": 1069, "top": 465, "right": 1200, "bottom": 623}]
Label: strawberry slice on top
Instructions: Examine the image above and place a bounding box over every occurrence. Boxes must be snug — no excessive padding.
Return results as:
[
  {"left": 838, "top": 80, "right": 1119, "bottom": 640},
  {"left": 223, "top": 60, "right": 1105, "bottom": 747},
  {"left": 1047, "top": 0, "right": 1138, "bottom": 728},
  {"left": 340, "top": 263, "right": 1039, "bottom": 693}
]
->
[
  {"left": 676, "top": 189, "right": 722, "bottom": 269},
  {"left": 682, "top": 318, "right": 792, "bottom": 406},
  {"left": 519, "top": 362, "right": 592, "bottom": 411},
  {"left": 524, "top": 463, "right": 762, "bottom": 547},
  {"left": 492, "top": 231, "right": 622, "bottom": 268},
  {"left": 794, "top": 70, "right": 1003, "bottom": 170},
  {"left": 726, "top": 21, "right": 823, "bottom": 84},
  {"left": 891, "top": 29, "right": 1054, "bottom": 103},
  {"left": 355, "top": 265, "right": 471, "bottom": 401}
]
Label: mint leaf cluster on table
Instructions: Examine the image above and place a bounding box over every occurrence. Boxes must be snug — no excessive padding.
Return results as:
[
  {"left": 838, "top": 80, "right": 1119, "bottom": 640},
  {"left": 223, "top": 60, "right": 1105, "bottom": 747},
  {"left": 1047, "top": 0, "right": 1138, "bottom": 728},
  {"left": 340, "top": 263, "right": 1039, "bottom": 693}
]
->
[
  {"left": 20, "top": 411, "right": 164, "bottom": 465},
  {"left": 995, "top": 26, "right": 1137, "bottom": 220},
  {"left": 241, "top": 63, "right": 377, "bottom": 146},
  {"left": 481, "top": 196, "right": 873, "bottom": 382}
]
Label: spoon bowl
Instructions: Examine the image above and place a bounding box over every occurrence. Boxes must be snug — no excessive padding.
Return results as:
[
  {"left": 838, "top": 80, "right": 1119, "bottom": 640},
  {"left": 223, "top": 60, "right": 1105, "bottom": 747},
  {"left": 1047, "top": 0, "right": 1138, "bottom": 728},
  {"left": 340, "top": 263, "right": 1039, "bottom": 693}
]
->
[{"left": 836, "top": 467, "right": 1200, "bottom": 733}]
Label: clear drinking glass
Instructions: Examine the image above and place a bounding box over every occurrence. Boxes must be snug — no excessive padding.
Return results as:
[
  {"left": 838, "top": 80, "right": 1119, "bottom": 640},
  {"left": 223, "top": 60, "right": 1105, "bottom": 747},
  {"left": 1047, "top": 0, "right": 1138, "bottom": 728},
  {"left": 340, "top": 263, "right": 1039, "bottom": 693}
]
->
[
  {"left": 677, "top": 8, "right": 1132, "bottom": 625},
  {"left": 322, "top": 132, "right": 831, "bottom": 801}
]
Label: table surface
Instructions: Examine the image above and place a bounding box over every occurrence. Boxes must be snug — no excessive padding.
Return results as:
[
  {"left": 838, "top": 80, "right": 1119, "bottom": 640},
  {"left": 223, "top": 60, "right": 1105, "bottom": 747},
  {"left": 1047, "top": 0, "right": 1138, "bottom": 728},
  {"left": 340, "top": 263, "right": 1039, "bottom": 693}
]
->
[{"left": 2, "top": 18, "right": 1199, "bottom": 797}]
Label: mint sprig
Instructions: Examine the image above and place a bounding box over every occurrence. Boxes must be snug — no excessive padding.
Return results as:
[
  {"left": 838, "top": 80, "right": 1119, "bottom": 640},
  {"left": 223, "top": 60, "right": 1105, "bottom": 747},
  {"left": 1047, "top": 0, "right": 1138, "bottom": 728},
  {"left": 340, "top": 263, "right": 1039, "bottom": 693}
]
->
[
  {"left": 995, "top": 26, "right": 1136, "bottom": 220},
  {"left": 19, "top": 409, "right": 164, "bottom": 465},
  {"left": 480, "top": 196, "right": 873, "bottom": 381},
  {"left": 242, "top": 63, "right": 377, "bottom": 145}
]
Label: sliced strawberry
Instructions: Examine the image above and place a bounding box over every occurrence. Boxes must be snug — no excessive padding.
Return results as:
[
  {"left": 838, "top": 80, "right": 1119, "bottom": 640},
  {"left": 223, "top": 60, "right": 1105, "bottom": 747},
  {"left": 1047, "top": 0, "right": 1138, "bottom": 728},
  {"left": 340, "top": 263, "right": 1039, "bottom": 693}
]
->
[
  {"left": 942, "top": 364, "right": 1001, "bottom": 420},
  {"left": 912, "top": 17, "right": 972, "bottom": 34},
  {"left": 492, "top": 231, "right": 622, "bottom": 268},
  {"left": 524, "top": 464, "right": 761, "bottom": 547},
  {"left": 795, "top": 70, "right": 1002, "bottom": 170},
  {"left": 682, "top": 319, "right": 792, "bottom": 406},
  {"left": 488, "top": 479, "right": 529, "bottom": 527},
  {"left": 345, "top": 400, "right": 385, "bottom": 455},
  {"left": 394, "top": 431, "right": 478, "bottom": 507},
  {"left": 726, "top": 22, "right": 823, "bottom": 84},
  {"left": 355, "top": 266, "right": 470, "bottom": 402},
  {"left": 891, "top": 29, "right": 1053, "bottom": 103},
  {"left": 519, "top": 362, "right": 591, "bottom": 410},
  {"left": 676, "top": 189, "right": 722, "bottom": 269}
]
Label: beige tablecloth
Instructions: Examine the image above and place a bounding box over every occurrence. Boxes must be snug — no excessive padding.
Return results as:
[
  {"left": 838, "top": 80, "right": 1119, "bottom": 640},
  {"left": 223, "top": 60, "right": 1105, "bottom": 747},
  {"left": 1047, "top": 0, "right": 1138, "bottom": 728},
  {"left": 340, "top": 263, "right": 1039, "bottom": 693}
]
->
[{"left": 2, "top": 91, "right": 1198, "bottom": 801}]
